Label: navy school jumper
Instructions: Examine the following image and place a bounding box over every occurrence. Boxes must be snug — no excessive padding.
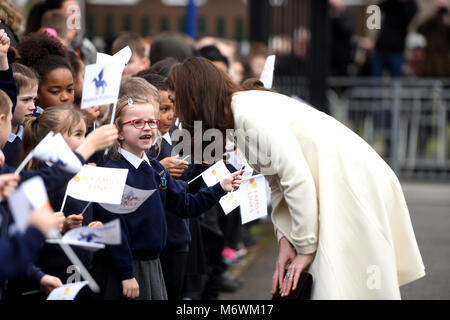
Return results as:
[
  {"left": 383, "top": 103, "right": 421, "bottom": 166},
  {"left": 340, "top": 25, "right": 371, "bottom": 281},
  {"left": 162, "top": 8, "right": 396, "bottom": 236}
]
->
[
  {"left": 94, "top": 154, "right": 227, "bottom": 281},
  {"left": 0, "top": 152, "right": 86, "bottom": 297}
]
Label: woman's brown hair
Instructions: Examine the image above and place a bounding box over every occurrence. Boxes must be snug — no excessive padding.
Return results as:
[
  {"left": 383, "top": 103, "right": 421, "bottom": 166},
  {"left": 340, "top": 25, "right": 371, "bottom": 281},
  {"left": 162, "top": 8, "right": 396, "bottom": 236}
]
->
[
  {"left": 19, "top": 105, "right": 86, "bottom": 170},
  {"left": 166, "top": 57, "right": 272, "bottom": 147},
  {"left": 166, "top": 57, "right": 239, "bottom": 139}
]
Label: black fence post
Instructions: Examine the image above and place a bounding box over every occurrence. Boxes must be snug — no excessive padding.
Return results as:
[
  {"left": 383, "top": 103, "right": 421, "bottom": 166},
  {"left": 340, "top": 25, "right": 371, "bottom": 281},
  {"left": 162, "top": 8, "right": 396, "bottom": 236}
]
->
[
  {"left": 309, "top": 0, "right": 329, "bottom": 114},
  {"left": 248, "top": 0, "right": 269, "bottom": 43}
]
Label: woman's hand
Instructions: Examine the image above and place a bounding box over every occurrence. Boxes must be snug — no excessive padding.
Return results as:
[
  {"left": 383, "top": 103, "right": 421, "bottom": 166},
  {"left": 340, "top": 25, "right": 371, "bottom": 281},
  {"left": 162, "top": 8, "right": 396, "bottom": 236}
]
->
[
  {"left": 76, "top": 124, "right": 118, "bottom": 160},
  {"left": 62, "top": 214, "right": 83, "bottom": 233},
  {"left": 159, "top": 156, "right": 188, "bottom": 177},
  {"left": 40, "top": 274, "right": 63, "bottom": 294},
  {"left": 271, "top": 237, "right": 315, "bottom": 297},
  {"left": 122, "top": 278, "right": 139, "bottom": 299},
  {"left": 220, "top": 170, "right": 244, "bottom": 192}
]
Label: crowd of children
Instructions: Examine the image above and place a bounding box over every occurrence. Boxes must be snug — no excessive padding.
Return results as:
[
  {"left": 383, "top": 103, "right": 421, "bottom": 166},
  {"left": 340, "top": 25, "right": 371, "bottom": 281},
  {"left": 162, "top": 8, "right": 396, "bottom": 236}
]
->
[{"left": 0, "top": 1, "right": 255, "bottom": 300}]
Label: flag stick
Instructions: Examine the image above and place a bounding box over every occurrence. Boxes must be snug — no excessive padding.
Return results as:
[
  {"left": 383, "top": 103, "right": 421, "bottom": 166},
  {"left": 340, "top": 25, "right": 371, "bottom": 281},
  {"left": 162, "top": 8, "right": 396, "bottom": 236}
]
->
[
  {"left": 80, "top": 202, "right": 91, "bottom": 216},
  {"left": 15, "top": 152, "right": 34, "bottom": 175},
  {"left": 47, "top": 229, "right": 100, "bottom": 293},
  {"left": 60, "top": 189, "right": 68, "bottom": 212},
  {"left": 104, "top": 101, "right": 117, "bottom": 156}
]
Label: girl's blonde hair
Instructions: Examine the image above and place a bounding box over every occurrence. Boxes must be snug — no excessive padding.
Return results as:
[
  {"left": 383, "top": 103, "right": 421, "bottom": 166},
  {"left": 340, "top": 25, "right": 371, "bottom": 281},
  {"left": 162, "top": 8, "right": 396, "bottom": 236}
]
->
[
  {"left": 109, "top": 77, "right": 162, "bottom": 157},
  {"left": 19, "top": 105, "right": 87, "bottom": 170}
]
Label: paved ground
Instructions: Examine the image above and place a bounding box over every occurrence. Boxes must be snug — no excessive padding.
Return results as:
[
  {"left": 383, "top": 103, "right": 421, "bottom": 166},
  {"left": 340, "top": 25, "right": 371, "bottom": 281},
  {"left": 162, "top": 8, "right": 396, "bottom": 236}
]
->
[{"left": 220, "top": 181, "right": 450, "bottom": 300}]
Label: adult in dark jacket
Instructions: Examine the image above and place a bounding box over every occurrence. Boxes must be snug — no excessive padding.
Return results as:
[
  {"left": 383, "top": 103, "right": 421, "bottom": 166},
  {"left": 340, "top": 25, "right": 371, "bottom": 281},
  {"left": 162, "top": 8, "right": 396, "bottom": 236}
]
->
[{"left": 371, "top": 0, "right": 418, "bottom": 77}]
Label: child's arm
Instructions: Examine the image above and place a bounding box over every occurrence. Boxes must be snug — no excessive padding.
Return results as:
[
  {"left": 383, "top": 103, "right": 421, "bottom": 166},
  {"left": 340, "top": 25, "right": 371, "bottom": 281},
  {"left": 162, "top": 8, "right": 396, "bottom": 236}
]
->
[
  {"left": 93, "top": 203, "right": 137, "bottom": 293},
  {"left": 165, "top": 169, "right": 243, "bottom": 218},
  {"left": 0, "top": 30, "right": 17, "bottom": 111},
  {"left": 75, "top": 124, "right": 118, "bottom": 161},
  {"left": 0, "top": 206, "right": 60, "bottom": 281}
]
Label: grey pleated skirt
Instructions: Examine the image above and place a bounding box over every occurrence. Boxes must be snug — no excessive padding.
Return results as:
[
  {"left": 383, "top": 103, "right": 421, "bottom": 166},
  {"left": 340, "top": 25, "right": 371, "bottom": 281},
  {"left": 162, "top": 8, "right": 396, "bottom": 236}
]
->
[{"left": 133, "top": 258, "right": 168, "bottom": 300}]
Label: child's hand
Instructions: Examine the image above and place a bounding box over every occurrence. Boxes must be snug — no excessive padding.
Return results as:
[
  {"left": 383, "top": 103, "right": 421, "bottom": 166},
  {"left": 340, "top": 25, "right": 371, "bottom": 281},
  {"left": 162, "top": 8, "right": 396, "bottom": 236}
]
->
[
  {"left": 0, "top": 29, "right": 10, "bottom": 70},
  {"left": 0, "top": 173, "right": 20, "bottom": 200},
  {"left": 88, "top": 221, "right": 103, "bottom": 228},
  {"left": 62, "top": 214, "right": 83, "bottom": 233},
  {"left": 0, "top": 149, "right": 5, "bottom": 166},
  {"left": 122, "top": 278, "right": 139, "bottom": 299},
  {"left": 76, "top": 124, "right": 119, "bottom": 160},
  {"left": 29, "top": 205, "right": 60, "bottom": 236},
  {"left": 159, "top": 156, "right": 188, "bottom": 177},
  {"left": 220, "top": 170, "right": 244, "bottom": 192},
  {"left": 40, "top": 274, "right": 63, "bottom": 294},
  {"left": 54, "top": 211, "right": 67, "bottom": 233}
]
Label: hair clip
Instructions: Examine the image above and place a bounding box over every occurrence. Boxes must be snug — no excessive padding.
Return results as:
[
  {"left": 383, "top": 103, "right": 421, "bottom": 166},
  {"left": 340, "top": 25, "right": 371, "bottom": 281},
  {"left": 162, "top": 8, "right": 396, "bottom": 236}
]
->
[{"left": 127, "top": 97, "right": 134, "bottom": 108}]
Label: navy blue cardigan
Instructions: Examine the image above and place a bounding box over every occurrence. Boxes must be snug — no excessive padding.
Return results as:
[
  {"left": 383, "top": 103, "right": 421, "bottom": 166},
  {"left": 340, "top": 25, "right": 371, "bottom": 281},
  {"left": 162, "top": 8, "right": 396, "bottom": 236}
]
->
[{"left": 94, "top": 155, "right": 227, "bottom": 281}]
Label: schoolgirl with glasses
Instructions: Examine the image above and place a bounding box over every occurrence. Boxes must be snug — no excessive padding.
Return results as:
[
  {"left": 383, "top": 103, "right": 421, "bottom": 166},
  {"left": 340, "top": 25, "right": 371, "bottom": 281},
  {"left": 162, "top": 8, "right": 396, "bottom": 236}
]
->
[{"left": 93, "top": 77, "right": 243, "bottom": 300}]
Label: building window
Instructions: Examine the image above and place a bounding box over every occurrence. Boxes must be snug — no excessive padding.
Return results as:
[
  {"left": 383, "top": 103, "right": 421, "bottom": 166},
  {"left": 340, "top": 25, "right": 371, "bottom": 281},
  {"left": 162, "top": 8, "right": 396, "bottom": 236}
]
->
[
  {"left": 160, "top": 16, "right": 170, "bottom": 32},
  {"left": 86, "top": 14, "right": 95, "bottom": 40},
  {"left": 104, "top": 14, "right": 113, "bottom": 37},
  {"left": 123, "top": 14, "right": 132, "bottom": 32},
  {"left": 216, "top": 16, "right": 225, "bottom": 38},
  {"left": 198, "top": 16, "right": 207, "bottom": 37},
  {"left": 235, "top": 17, "right": 243, "bottom": 42},
  {"left": 179, "top": 15, "right": 186, "bottom": 33},
  {"left": 141, "top": 16, "right": 150, "bottom": 37}
]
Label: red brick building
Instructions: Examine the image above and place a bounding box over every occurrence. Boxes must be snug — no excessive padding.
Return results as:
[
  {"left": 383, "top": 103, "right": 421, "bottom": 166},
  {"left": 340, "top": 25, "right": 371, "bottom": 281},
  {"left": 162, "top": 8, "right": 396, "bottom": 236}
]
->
[{"left": 85, "top": 0, "right": 248, "bottom": 41}]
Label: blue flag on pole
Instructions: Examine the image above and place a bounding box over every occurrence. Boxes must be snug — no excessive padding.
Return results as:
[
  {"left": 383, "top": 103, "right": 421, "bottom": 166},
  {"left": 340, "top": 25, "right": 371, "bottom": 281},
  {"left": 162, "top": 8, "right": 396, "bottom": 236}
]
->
[{"left": 186, "top": 0, "right": 197, "bottom": 39}]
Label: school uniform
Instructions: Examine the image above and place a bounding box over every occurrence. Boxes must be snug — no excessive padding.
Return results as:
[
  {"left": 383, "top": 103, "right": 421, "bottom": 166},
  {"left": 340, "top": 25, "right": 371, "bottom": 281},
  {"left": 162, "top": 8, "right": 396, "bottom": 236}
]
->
[
  {"left": 149, "top": 132, "right": 192, "bottom": 300},
  {"left": 3, "top": 125, "right": 24, "bottom": 168},
  {"left": 0, "top": 66, "right": 17, "bottom": 114},
  {"left": 33, "top": 162, "right": 94, "bottom": 288},
  {"left": 0, "top": 152, "right": 86, "bottom": 299},
  {"left": 93, "top": 148, "right": 227, "bottom": 300}
]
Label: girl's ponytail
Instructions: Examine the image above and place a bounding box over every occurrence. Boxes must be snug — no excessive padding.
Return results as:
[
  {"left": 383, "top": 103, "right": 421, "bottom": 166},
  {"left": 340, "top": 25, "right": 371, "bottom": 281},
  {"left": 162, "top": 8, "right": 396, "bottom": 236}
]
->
[{"left": 18, "top": 116, "right": 40, "bottom": 170}]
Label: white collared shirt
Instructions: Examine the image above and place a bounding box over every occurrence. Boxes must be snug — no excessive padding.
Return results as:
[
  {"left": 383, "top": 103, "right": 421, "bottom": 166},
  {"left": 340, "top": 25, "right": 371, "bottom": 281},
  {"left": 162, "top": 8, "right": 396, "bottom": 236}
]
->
[
  {"left": 162, "top": 132, "right": 172, "bottom": 145},
  {"left": 119, "top": 147, "right": 151, "bottom": 169}
]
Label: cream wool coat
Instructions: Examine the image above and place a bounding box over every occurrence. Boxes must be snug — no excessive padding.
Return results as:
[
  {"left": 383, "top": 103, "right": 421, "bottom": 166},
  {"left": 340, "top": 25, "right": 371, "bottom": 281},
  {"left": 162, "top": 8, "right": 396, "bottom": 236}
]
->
[{"left": 231, "top": 90, "right": 425, "bottom": 299}]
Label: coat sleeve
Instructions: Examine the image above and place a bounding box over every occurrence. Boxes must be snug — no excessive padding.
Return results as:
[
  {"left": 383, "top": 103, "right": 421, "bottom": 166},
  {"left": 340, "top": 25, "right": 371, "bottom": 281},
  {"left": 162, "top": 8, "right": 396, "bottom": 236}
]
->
[
  {"left": 0, "top": 227, "right": 45, "bottom": 281},
  {"left": 242, "top": 116, "right": 319, "bottom": 254},
  {"left": 0, "top": 66, "right": 17, "bottom": 114}
]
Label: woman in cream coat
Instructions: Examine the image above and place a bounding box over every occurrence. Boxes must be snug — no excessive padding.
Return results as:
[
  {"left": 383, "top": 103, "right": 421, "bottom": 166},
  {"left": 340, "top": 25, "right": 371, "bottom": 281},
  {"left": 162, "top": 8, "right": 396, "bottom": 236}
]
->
[{"left": 167, "top": 57, "right": 425, "bottom": 299}]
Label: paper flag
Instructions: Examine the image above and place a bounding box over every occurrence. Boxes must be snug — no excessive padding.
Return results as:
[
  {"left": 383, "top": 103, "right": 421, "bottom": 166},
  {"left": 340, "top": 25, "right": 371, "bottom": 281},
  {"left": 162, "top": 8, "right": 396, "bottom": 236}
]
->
[
  {"left": 239, "top": 175, "right": 268, "bottom": 224},
  {"left": 201, "top": 160, "right": 231, "bottom": 187},
  {"left": 47, "top": 281, "right": 89, "bottom": 300},
  {"left": 65, "top": 165, "right": 128, "bottom": 204},
  {"left": 33, "top": 132, "right": 82, "bottom": 174},
  {"left": 98, "top": 185, "right": 156, "bottom": 214},
  {"left": 8, "top": 176, "right": 50, "bottom": 233},
  {"left": 259, "top": 55, "right": 276, "bottom": 89},
  {"left": 81, "top": 60, "right": 124, "bottom": 109}
]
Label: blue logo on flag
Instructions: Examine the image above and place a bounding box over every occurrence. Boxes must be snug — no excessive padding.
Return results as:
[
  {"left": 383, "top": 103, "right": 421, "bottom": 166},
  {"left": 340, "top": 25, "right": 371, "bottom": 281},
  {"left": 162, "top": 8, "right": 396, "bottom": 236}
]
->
[
  {"left": 78, "top": 232, "right": 100, "bottom": 242},
  {"left": 92, "top": 68, "right": 107, "bottom": 95}
]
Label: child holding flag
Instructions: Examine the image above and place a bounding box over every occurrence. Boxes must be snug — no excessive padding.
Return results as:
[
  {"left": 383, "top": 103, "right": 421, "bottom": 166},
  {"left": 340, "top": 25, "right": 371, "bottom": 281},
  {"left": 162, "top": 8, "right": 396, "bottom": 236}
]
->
[
  {"left": 11, "top": 105, "right": 117, "bottom": 297},
  {"left": 93, "top": 77, "right": 243, "bottom": 300}
]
